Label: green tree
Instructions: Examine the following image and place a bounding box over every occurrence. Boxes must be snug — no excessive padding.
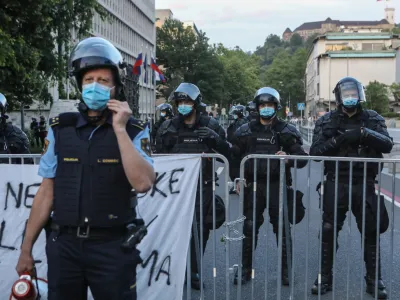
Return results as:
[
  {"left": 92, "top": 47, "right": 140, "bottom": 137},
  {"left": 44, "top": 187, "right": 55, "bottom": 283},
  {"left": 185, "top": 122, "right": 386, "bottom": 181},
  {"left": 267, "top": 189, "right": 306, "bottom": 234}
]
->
[
  {"left": 290, "top": 33, "right": 303, "bottom": 48},
  {"left": 262, "top": 48, "right": 307, "bottom": 113},
  {"left": 156, "top": 19, "right": 225, "bottom": 104},
  {"left": 305, "top": 33, "right": 319, "bottom": 50},
  {"left": 365, "top": 81, "right": 390, "bottom": 114},
  {"left": 0, "top": 0, "right": 106, "bottom": 111},
  {"left": 254, "top": 34, "right": 287, "bottom": 66},
  {"left": 389, "top": 82, "right": 400, "bottom": 102},
  {"left": 216, "top": 45, "right": 261, "bottom": 106}
]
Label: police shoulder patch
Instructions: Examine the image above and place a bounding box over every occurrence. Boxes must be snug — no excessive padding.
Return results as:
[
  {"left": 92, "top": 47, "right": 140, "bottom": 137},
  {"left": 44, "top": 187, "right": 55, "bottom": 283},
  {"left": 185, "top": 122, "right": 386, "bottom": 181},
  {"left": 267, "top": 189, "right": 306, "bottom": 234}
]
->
[
  {"left": 42, "top": 138, "right": 50, "bottom": 155},
  {"left": 140, "top": 138, "right": 151, "bottom": 156},
  {"left": 49, "top": 116, "right": 59, "bottom": 127},
  {"left": 130, "top": 118, "right": 145, "bottom": 131}
]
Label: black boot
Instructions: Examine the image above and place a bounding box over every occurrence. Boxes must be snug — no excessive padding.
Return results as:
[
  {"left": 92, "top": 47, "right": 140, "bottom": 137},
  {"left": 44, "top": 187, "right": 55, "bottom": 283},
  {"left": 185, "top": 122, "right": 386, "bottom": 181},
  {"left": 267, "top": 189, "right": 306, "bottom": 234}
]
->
[
  {"left": 364, "top": 243, "right": 387, "bottom": 299},
  {"left": 234, "top": 237, "right": 253, "bottom": 285},
  {"left": 311, "top": 242, "right": 333, "bottom": 295}
]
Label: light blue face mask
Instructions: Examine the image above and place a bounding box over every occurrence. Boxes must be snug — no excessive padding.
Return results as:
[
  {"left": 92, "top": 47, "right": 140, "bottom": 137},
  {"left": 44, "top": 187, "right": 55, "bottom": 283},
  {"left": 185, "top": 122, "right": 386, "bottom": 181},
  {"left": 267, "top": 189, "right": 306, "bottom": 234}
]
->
[
  {"left": 259, "top": 107, "right": 275, "bottom": 118},
  {"left": 233, "top": 115, "right": 238, "bottom": 120},
  {"left": 160, "top": 112, "right": 166, "bottom": 117},
  {"left": 82, "top": 82, "right": 114, "bottom": 111},
  {"left": 342, "top": 98, "right": 358, "bottom": 107},
  {"left": 178, "top": 104, "right": 193, "bottom": 116}
]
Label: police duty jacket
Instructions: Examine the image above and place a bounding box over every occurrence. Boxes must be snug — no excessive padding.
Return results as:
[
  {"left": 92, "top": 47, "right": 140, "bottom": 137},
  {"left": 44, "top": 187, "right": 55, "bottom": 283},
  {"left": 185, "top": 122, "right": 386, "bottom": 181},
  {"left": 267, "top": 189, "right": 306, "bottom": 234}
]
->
[
  {"left": 227, "top": 117, "right": 247, "bottom": 143},
  {"left": 155, "top": 112, "right": 229, "bottom": 155},
  {"left": 0, "top": 121, "right": 32, "bottom": 164},
  {"left": 310, "top": 109, "right": 393, "bottom": 178},
  {"left": 230, "top": 117, "right": 308, "bottom": 181}
]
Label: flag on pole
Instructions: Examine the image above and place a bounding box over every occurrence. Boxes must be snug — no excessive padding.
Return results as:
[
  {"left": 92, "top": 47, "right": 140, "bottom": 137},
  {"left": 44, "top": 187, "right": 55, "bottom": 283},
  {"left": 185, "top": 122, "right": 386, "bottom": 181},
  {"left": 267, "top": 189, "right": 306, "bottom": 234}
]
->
[
  {"left": 133, "top": 53, "right": 143, "bottom": 75},
  {"left": 150, "top": 56, "right": 166, "bottom": 83},
  {"left": 143, "top": 54, "right": 148, "bottom": 84}
]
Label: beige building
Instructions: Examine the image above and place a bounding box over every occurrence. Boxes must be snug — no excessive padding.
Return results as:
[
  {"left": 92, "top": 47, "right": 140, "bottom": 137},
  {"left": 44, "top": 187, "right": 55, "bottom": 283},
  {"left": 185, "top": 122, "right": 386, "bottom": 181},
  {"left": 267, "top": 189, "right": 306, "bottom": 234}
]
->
[
  {"left": 283, "top": 8, "right": 395, "bottom": 41},
  {"left": 306, "top": 32, "right": 400, "bottom": 116},
  {"left": 156, "top": 9, "right": 200, "bottom": 36}
]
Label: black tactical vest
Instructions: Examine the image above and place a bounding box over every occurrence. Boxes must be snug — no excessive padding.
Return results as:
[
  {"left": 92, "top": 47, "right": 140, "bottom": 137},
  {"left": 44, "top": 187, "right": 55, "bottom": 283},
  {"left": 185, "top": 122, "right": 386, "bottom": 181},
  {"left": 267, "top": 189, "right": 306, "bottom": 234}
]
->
[
  {"left": 52, "top": 113, "right": 139, "bottom": 227},
  {"left": 324, "top": 111, "right": 381, "bottom": 178},
  {"left": 244, "top": 124, "right": 281, "bottom": 179}
]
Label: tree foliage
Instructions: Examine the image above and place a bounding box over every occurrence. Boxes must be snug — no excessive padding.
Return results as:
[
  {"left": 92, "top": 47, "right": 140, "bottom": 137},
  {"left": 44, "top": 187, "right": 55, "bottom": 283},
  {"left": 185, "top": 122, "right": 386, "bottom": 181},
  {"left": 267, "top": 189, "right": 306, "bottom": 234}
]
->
[
  {"left": 156, "top": 19, "right": 261, "bottom": 107},
  {"left": 0, "top": 0, "right": 106, "bottom": 110},
  {"left": 365, "top": 81, "right": 390, "bottom": 114}
]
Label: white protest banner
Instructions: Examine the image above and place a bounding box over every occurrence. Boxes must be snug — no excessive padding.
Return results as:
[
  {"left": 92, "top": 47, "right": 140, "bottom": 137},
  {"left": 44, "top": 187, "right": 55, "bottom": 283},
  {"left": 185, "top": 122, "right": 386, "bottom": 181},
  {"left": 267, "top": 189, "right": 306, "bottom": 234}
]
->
[{"left": 0, "top": 155, "right": 201, "bottom": 300}]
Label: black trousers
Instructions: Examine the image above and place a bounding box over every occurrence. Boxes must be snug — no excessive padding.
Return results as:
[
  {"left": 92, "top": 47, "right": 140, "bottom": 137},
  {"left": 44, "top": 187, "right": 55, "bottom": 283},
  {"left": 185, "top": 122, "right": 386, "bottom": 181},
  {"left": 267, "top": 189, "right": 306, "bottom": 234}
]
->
[
  {"left": 46, "top": 231, "right": 139, "bottom": 300},
  {"left": 320, "top": 179, "right": 389, "bottom": 246},
  {"left": 190, "top": 184, "right": 213, "bottom": 274}
]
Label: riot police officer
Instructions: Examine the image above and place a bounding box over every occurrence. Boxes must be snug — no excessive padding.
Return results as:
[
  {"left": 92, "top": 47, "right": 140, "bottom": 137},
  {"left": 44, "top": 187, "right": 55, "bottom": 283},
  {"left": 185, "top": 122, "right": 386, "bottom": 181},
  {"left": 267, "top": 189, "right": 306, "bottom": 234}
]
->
[
  {"left": 156, "top": 82, "right": 229, "bottom": 289},
  {"left": 231, "top": 87, "right": 308, "bottom": 285},
  {"left": 38, "top": 115, "right": 47, "bottom": 148},
  {"left": 151, "top": 102, "right": 174, "bottom": 144},
  {"left": 227, "top": 104, "right": 247, "bottom": 143},
  {"left": 0, "top": 93, "right": 32, "bottom": 164},
  {"left": 310, "top": 77, "right": 393, "bottom": 298},
  {"left": 246, "top": 100, "right": 258, "bottom": 122},
  {"left": 16, "top": 37, "right": 155, "bottom": 300}
]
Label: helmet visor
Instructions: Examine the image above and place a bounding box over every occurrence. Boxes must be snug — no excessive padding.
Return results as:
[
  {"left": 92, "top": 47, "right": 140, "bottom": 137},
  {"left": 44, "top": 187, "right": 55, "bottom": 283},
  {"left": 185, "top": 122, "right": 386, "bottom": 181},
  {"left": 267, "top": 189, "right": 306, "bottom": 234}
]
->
[
  {"left": 339, "top": 81, "right": 366, "bottom": 103},
  {"left": 174, "top": 83, "right": 200, "bottom": 101}
]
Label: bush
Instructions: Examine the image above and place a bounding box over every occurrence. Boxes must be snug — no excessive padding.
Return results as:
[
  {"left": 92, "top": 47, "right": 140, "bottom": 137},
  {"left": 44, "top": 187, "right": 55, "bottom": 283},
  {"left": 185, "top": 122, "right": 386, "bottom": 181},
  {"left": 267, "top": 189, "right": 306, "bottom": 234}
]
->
[{"left": 381, "top": 112, "right": 399, "bottom": 118}]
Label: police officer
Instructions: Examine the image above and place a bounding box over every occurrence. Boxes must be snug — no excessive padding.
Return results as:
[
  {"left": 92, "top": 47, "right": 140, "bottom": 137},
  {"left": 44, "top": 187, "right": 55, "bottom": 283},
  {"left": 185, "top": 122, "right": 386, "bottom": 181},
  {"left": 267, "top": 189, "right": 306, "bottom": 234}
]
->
[
  {"left": 0, "top": 93, "right": 32, "bottom": 164},
  {"left": 245, "top": 100, "right": 258, "bottom": 122},
  {"left": 156, "top": 82, "right": 230, "bottom": 289},
  {"left": 30, "top": 117, "right": 40, "bottom": 147},
  {"left": 227, "top": 104, "right": 247, "bottom": 143},
  {"left": 231, "top": 87, "right": 308, "bottom": 285},
  {"left": 16, "top": 37, "right": 155, "bottom": 300},
  {"left": 151, "top": 103, "right": 174, "bottom": 144},
  {"left": 38, "top": 115, "right": 47, "bottom": 148},
  {"left": 310, "top": 77, "right": 393, "bottom": 298}
]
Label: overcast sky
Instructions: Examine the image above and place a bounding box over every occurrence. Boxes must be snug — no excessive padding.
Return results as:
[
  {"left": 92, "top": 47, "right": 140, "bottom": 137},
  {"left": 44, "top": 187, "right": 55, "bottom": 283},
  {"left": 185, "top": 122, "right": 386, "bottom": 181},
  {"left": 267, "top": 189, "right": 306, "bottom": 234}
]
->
[{"left": 155, "top": 0, "right": 400, "bottom": 51}]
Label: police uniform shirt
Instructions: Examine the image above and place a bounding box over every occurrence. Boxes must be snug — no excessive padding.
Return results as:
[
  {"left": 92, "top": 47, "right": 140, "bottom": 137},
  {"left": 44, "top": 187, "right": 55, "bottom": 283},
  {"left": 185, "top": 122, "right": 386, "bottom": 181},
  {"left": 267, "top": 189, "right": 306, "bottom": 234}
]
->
[{"left": 39, "top": 113, "right": 153, "bottom": 178}]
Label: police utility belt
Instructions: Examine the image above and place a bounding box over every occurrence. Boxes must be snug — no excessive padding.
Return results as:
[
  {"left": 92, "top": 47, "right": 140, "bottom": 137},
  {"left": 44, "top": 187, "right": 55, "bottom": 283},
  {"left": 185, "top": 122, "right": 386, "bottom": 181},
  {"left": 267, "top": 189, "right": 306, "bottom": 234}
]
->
[{"left": 51, "top": 223, "right": 126, "bottom": 239}]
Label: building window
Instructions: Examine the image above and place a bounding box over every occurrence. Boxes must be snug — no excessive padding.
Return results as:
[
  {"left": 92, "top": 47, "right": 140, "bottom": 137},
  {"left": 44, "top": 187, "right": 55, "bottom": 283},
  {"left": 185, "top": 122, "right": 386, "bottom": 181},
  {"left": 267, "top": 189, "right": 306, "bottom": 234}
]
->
[
  {"left": 325, "top": 44, "right": 349, "bottom": 51},
  {"left": 362, "top": 43, "right": 385, "bottom": 51},
  {"left": 317, "top": 83, "right": 320, "bottom": 96}
]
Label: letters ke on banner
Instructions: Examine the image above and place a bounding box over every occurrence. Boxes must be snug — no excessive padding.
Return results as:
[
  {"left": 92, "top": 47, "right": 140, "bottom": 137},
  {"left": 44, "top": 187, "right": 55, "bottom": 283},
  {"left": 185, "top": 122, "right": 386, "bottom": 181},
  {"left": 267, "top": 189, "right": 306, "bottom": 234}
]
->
[{"left": 0, "top": 155, "right": 201, "bottom": 300}]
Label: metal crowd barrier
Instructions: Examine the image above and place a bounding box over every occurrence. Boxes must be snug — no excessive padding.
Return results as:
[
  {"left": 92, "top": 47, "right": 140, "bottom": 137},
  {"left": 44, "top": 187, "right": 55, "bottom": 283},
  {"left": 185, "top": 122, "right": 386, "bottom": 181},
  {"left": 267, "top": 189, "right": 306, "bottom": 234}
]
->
[{"left": 3, "top": 153, "right": 400, "bottom": 300}]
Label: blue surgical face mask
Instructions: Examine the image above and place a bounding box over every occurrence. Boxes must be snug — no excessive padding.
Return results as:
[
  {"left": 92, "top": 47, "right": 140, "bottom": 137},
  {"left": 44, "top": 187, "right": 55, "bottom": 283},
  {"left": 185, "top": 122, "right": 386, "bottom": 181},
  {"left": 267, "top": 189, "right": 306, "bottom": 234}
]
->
[
  {"left": 342, "top": 97, "right": 358, "bottom": 107},
  {"left": 233, "top": 115, "right": 238, "bottom": 120},
  {"left": 178, "top": 104, "right": 193, "bottom": 116},
  {"left": 160, "top": 112, "right": 166, "bottom": 117},
  {"left": 259, "top": 107, "right": 275, "bottom": 118},
  {"left": 82, "top": 82, "right": 114, "bottom": 111}
]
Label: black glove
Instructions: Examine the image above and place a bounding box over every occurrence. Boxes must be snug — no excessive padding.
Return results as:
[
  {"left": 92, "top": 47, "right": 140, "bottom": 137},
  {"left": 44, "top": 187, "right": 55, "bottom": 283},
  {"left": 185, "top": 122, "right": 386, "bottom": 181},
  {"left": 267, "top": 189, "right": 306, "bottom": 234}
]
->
[
  {"left": 335, "top": 129, "right": 361, "bottom": 145},
  {"left": 196, "top": 127, "right": 219, "bottom": 140}
]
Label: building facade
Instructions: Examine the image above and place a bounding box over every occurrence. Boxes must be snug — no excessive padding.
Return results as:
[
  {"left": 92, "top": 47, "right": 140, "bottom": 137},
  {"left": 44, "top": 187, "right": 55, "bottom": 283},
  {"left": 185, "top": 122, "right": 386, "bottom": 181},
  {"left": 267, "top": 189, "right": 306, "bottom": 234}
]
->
[
  {"left": 283, "top": 8, "right": 396, "bottom": 41},
  {"left": 49, "top": 0, "right": 156, "bottom": 120},
  {"left": 306, "top": 33, "right": 400, "bottom": 116}
]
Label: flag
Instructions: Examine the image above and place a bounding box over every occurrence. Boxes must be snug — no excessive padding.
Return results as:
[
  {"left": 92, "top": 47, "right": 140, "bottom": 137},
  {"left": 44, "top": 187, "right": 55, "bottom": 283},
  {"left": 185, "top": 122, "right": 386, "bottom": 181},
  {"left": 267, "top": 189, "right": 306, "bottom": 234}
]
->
[
  {"left": 150, "top": 56, "right": 166, "bottom": 83},
  {"left": 133, "top": 53, "right": 143, "bottom": 75},
  {"left": 143, "top": 54, "right": 148, "bottom": 84}
]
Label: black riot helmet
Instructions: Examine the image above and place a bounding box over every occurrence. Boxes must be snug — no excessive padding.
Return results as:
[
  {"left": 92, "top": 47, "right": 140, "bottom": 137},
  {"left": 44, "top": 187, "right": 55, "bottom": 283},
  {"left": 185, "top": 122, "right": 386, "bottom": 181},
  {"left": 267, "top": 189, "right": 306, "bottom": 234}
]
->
[
  {"left": 69, "top": 37, "right": 126, "bottom": 97},
  {"left": 0, "top": 93, "right": 7, "bottom": 117},
  {"left": 333, "top": 77, "right": 366, "bottom": 109},
  {"left": 253, "top": 87, "right": 282, "bottom": 109},
  {"left": 246, "top": 101, "right": 256, "bottom": 113},
  {"left": 173, "top": 83, "right": 203, "bottom": 107},
  {"left": 157, "top": 103, "right": 174, "bottom": 118},
  {"left": 229, "top": 104, "right": 245, "bottom": 118}
]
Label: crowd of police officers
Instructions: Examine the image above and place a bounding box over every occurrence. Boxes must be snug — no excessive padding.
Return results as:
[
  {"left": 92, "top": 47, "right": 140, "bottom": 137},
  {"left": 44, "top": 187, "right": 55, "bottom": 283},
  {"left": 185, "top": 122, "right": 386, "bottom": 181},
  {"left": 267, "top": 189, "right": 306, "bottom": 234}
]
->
[{"left": 2, "top": 35, "right": 393, "bottom": 299}]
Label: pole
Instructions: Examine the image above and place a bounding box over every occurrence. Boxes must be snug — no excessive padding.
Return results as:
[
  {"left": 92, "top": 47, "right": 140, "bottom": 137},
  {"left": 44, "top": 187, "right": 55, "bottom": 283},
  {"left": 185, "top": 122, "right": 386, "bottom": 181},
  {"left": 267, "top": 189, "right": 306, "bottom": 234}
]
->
[
  {"left": 20, "top": 103, "right": 25, "bottom": 131},
  {"left": 346, "top": 53, "right": 349, "bottom": 76},
  {"left": 328, "top": 56, "right": 331, "bottom": 112}
]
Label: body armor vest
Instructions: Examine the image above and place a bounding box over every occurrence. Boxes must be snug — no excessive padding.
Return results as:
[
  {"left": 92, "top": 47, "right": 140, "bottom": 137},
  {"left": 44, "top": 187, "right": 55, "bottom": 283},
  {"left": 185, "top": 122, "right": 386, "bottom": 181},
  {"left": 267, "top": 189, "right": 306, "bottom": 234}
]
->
[
  {"left": 325, "top": 112, "right": 381, "bottom": 178},
  {"left": 53, "top": 114, "right": 138, "bottom": 227},
  {"left": 244, "top": 126, "right": 280, "bottom": 179}
]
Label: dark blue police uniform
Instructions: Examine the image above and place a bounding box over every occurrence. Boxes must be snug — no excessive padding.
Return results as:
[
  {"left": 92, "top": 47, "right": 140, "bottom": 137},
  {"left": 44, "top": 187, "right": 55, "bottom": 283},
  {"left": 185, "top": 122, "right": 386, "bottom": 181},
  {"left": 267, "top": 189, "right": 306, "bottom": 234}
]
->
[{"left": 40, "top": 112, "right": 153, "bottom": 300}]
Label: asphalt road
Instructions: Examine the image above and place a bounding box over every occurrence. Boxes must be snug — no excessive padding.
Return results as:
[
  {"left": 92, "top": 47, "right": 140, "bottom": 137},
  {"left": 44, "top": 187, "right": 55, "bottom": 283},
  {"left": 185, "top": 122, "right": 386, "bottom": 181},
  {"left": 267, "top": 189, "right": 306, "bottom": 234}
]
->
[
  {"left": 388, "top": 129, "right": 400, "bottom": 144},
  {"left": 183, "top": 160, "right": 400, "bottom": 300}
]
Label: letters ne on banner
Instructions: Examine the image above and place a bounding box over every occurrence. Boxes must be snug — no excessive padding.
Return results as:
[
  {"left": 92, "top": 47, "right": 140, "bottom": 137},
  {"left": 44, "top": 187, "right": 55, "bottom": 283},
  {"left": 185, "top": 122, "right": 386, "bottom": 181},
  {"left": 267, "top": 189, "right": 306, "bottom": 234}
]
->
[{"left": 0, "top": 154, "right": 201, "bottom": 300}]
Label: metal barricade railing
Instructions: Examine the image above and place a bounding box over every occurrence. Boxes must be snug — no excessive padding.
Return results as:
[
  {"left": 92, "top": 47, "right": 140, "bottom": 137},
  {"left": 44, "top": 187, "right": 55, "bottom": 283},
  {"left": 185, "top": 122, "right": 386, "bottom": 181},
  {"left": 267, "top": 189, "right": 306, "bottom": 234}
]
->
[
  {"left": 3, "top": 153, "right": 400, "bottom": 299},
  {"left": 232, "top": 154, "right": 400, "bottom": 300}
]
